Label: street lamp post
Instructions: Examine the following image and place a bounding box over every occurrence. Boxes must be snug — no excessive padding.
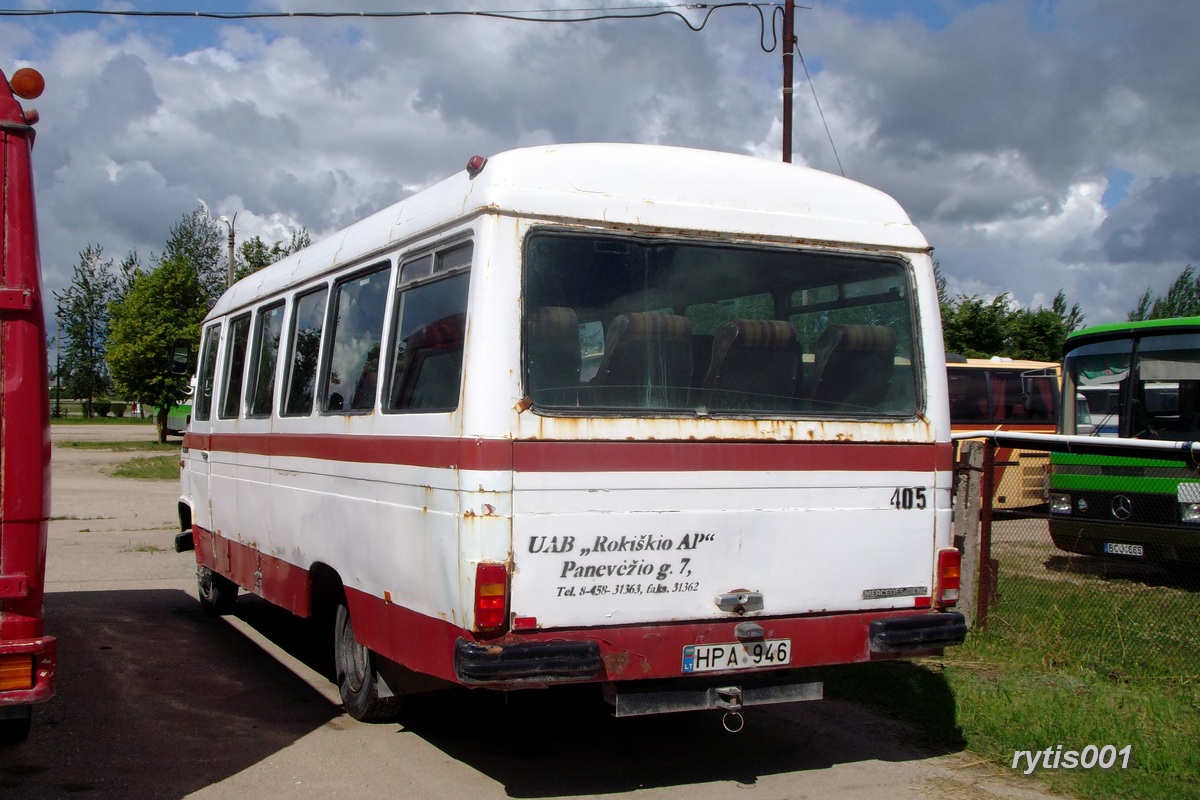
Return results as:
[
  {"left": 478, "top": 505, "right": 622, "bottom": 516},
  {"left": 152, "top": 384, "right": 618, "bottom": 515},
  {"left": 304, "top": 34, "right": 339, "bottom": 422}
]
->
[{"left": 219, "top": 213, "right": 237, "bottom": 287}]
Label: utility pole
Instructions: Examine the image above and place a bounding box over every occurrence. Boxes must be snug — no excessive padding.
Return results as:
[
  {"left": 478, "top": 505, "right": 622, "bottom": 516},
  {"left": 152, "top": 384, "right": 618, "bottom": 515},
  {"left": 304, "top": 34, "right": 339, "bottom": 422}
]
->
[
  {"left": 54, "top": 314, "right": 61, "bottom": 417},
  {"left": 782, "top": 0, "right": 795, "bottom": 163}
]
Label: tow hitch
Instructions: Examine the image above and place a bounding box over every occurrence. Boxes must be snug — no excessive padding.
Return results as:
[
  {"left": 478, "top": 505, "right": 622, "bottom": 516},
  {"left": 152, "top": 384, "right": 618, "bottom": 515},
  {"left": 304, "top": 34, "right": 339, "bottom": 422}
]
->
[
  {"left": 716, "top": 686, "right": 745, "bottom": 733},
  {"left": 604, "top": 677, "right": 822, "bottom": 725}
]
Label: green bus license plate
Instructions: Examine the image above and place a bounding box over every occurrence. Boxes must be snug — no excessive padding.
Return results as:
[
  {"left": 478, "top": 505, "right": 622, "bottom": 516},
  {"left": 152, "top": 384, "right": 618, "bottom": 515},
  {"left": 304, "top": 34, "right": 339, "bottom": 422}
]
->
[
  {"left": 1104, "top": 542, "right": 1144, "bottom": 557},
  {"left": 682, "top": 639, "right": 791, "bottom": 674}
]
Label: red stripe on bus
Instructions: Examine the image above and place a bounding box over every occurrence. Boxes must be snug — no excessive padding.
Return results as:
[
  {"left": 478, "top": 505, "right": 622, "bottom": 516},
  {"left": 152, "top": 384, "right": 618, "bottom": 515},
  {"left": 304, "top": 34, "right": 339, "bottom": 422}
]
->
[
  {"left": 184, "top": 433, "right": 513, "bottom": 472},
  {"left": 183, "top": 433, "right": 952, "bottom": 473},
  {"left": 192, "top": 526, "right": 942, "bottom": 684}
]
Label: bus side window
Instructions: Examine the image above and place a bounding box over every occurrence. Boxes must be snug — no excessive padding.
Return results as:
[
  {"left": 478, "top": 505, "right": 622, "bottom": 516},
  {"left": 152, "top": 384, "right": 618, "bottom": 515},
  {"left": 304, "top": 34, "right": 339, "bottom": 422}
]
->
[
  {"left": 385, "top": 271, "right": 470, "bottom": 413},
  {"left": 1025, "top": 377, "right": 1055, "bottom": 421},
  {"left": 948, "top": 371, "right": 988, "bottom": 422},
  {"left": 219, "top": 314, "right": 251, "bottom": 420},
  {"left": 247, "top": 302, "right": 285, "bottom": 417},
  {"left": 321, "top": 263, "right": 391, "bottom": 414},
  {"left": 193, "top": 323, "right": 222, "bottom": 423},
  {"left": 283, "top": 286, "right": 329, "bottom": 416}
]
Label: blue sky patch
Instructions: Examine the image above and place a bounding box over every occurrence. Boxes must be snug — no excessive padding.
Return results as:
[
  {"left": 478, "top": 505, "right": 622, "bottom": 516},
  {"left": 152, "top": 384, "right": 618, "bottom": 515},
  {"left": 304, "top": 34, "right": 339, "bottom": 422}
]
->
[{"left": 1103, "top": 167, "right": 1134, "bottom": 210}]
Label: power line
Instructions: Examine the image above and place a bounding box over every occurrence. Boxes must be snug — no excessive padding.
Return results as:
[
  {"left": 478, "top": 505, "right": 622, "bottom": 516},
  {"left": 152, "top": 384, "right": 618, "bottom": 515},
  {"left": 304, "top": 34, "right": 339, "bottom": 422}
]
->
[
  {"left": 0, "top": 3, "right": 776, "bottom": 38},
  {"left": 7, "top": 2, "right": 842, "bottom": 166},
  {"left": 796, "top": 44, "right": 844, "bottom": 177}
]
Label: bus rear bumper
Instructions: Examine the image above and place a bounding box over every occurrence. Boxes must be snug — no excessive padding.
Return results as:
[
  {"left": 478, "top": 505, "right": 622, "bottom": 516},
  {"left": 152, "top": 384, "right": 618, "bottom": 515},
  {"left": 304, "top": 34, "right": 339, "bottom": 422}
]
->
[
  {"left": 455, "top": 638, "right": 602, "bottom": 684},
  {"left": 0, "top": 636, "right": 56, "bottom": 706},
  {"left": 868, "top": 612, "right": 967, "bottom": 654}
]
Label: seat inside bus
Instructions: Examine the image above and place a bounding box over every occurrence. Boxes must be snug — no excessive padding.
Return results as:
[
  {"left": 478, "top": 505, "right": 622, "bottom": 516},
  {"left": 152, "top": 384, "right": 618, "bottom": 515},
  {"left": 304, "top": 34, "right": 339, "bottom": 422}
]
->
[
  {"left": 595, "top": 311, "right": 694, "bottom": 405},
  {"left": 800, "top": 324, "right": 897, "bottom": 412},
  {"left": 701, "top": 318, "right": 800, "bottom": 408}
]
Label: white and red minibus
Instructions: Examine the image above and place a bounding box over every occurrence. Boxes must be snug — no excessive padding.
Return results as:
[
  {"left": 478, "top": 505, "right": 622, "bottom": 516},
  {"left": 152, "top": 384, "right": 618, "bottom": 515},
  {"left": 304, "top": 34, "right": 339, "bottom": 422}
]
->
[
  {"left": 0, "top": 66, "right": 55, "bottom": 743},
  {"left": 176, "top": 144, "right": 965, "bottom": 722}
]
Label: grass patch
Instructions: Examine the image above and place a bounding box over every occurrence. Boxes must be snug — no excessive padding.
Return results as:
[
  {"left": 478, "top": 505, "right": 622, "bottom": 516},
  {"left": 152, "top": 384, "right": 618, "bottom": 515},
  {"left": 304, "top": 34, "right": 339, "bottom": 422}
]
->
[
  {"left": 126, "top": 543, "right": 168, "bottom": 553},
  {"left": 59, "top": 440, "right": 178, "bottom": 452},
  {"left": 826, "top": 572, "right": 1200, "bottom": 800},
  {"left": 110, "top": 455, "right": 179, "bottom": 480}
]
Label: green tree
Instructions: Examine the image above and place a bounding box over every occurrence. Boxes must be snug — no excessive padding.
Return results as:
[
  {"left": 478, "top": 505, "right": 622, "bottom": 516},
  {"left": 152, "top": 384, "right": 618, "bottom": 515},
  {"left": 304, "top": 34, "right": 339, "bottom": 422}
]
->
[
  {"left": 941, "top": 287, "right": 1083, "bottom": 361},
  {"left": 162, "top": 205, "right": 226, "bottom": 307},
  {"left": 54, "top": 244, "right": 115, "bottom": 415},
  {"left": 941, "top": 294, "right": 1013, "bottom": 357},
  {"left": 1006, "top": 306, "right": 1070, "bottom": 361},
  {"left": 934, "top": 260, "right": 950, "bottom": 309},
  {"left": 233, "top": 228, "right": 310, "bottom": 282},
  {"left": 113, "top": 249, "right": 144, "bottom": 305},
  {"left": 1052, "top": 289, "right": 1085, "bottom": 335},
  {"left": 1129, "top": 265, "right": 1200, "bottom": 320},
  {"left": 107, "top": 254, "right": 205, "bottom": 442}
]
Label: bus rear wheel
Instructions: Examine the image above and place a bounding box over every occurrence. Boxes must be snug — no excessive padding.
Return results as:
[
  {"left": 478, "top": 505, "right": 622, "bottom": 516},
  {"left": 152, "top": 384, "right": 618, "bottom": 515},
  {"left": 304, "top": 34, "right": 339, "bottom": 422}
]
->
[
  {"left": 334, "top": 602, "right": 402, "bottom": 722},
  {"left": 197, "top": 565, "right": 238, "bottom": 615}
]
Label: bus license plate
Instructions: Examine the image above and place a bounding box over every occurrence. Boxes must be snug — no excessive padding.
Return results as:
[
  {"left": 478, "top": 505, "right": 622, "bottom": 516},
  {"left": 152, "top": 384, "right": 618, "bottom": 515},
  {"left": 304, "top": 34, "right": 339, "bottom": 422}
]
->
[
  {"left": 682, "top": 639, "right": 791, "bottom": 674},
  {"left": 1104, "top": 542, "right": 1144, "bottom": 557}
]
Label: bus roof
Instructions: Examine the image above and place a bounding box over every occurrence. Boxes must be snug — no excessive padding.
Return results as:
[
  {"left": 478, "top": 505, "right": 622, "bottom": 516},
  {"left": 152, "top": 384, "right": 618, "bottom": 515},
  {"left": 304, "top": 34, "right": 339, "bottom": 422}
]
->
[
  {"left": 210, "top": 143, "right": 930, "bottom": 319},
  {"left": 948, "top": 357, "right": 1059, "bottom": 370},
  {"left": 1064, "top": 316, "right": 1200, "bottom": 351}
]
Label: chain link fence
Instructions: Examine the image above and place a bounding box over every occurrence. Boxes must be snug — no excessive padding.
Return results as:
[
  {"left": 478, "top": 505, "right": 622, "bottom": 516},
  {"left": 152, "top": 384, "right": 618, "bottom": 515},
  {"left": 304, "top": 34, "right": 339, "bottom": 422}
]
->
[{"left": 957, "top": 437, "right": 1200, "bottom": 681}]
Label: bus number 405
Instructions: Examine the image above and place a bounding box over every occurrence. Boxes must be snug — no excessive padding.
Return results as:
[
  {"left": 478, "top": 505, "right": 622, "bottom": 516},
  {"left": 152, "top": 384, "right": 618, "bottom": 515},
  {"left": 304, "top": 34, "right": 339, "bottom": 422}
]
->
[{"left": 890, "top": 487, "right": 927, "bottom": 510}]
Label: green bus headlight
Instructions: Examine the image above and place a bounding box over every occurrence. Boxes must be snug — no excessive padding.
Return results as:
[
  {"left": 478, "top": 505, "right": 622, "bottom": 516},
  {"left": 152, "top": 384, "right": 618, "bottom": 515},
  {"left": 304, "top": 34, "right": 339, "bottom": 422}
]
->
[{"left": 1050, "top": 493, "right": 1073, "bottom": 515}]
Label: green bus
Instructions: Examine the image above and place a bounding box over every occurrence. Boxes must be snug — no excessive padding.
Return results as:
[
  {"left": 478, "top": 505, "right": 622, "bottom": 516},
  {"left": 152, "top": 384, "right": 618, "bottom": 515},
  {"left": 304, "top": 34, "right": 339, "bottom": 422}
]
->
[
  {"left": 1050, "top": 317, "right": 1200, "bottom": 564},
  {"left": 165, "top": 403, "right": 191, "bottom": 436}
]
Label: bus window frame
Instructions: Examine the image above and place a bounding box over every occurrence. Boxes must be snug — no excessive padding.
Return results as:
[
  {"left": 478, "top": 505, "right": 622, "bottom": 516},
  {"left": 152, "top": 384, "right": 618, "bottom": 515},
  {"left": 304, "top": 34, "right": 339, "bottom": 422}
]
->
[
  {"left": 244, "top": 300, "right": 287, "bottom": 419},
  {"left": 281, "top": 283, "right": 331, "bottom": 418},
  {"left": 218, "top": 313, "right": 252, "bottom": 420},
  {"left": 317, "top": 260, "right": 394, "bottom": 416}
]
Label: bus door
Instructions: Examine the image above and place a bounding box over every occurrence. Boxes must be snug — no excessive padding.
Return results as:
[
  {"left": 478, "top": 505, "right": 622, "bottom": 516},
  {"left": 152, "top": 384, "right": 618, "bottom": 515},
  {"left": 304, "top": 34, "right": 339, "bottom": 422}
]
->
[{"left": 185, "top": 323, "right": 221, "bottom": 556}]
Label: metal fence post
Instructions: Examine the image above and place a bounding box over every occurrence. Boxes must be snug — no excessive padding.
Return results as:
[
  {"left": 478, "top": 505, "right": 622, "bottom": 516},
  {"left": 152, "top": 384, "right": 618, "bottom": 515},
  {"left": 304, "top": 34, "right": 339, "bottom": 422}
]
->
[{"left": 954, "top": 440, "right": 984, "bottom": 629}]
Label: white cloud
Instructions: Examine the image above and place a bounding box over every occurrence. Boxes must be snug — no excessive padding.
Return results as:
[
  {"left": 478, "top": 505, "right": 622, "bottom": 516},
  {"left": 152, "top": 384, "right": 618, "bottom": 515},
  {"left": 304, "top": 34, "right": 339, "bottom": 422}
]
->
[{"left": 7, "top": 1, "right": 1200, "bottom": 331}]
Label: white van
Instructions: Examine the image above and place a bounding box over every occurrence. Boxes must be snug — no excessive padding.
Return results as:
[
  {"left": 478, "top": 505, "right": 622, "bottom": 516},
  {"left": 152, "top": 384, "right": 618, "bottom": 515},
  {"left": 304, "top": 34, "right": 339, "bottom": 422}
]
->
[{"left": 176, "top": 143, "right": 965, "bottom": 722}]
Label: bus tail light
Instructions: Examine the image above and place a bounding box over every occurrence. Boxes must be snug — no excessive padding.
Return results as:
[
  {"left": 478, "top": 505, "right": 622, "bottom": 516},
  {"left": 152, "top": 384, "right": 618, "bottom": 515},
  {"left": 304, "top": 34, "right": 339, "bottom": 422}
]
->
[
  {"left": 935, "top": 548, "right": 961, "bottom": 607},
  {"left": 474, "top": 563, "right": 509, "bottom": 631}
]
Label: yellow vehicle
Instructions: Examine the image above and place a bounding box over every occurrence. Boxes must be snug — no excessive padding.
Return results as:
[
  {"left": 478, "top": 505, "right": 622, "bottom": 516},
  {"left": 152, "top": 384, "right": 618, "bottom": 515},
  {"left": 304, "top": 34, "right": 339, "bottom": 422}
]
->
[{"left": 948, "top": 356, "right": 1060, "bottom": 512}]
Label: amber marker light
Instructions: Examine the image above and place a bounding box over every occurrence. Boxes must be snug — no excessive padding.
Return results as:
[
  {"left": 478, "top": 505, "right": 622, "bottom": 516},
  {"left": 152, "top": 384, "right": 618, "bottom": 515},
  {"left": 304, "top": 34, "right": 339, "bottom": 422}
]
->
[
  {"left": 0, "top": 654, "right": 35, "bottom": 691},
  {"left": 10, "top": 67, "right": 45, "bottom": 100}
]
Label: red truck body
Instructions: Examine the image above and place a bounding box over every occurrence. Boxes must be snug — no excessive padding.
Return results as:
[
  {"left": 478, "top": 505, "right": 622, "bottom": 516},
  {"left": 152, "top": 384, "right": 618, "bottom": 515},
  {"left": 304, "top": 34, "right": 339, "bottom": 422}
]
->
[{"left": 0, "top": 66, "right": 55, "bottom": 743}]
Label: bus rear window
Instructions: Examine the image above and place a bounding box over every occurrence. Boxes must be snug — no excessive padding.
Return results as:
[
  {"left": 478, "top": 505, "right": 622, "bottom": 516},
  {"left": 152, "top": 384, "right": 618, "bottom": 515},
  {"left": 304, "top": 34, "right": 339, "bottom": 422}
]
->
[{"left": 523, "top": 232, "right": 920, "bottom": 417}]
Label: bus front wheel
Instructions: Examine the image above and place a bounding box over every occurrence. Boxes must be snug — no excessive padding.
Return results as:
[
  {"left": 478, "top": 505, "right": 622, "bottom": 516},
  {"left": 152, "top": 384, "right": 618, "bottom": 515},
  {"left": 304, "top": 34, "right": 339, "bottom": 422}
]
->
[{"left": 334, "top": 602, "right": 401, "bottom": 722}]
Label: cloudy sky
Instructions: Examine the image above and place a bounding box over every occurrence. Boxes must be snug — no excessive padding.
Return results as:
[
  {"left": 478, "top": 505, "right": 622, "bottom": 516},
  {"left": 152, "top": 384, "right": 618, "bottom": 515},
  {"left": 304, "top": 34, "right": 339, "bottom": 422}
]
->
[{"left": 4, "top": 0, "right": 1199, "bottom": 327}]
